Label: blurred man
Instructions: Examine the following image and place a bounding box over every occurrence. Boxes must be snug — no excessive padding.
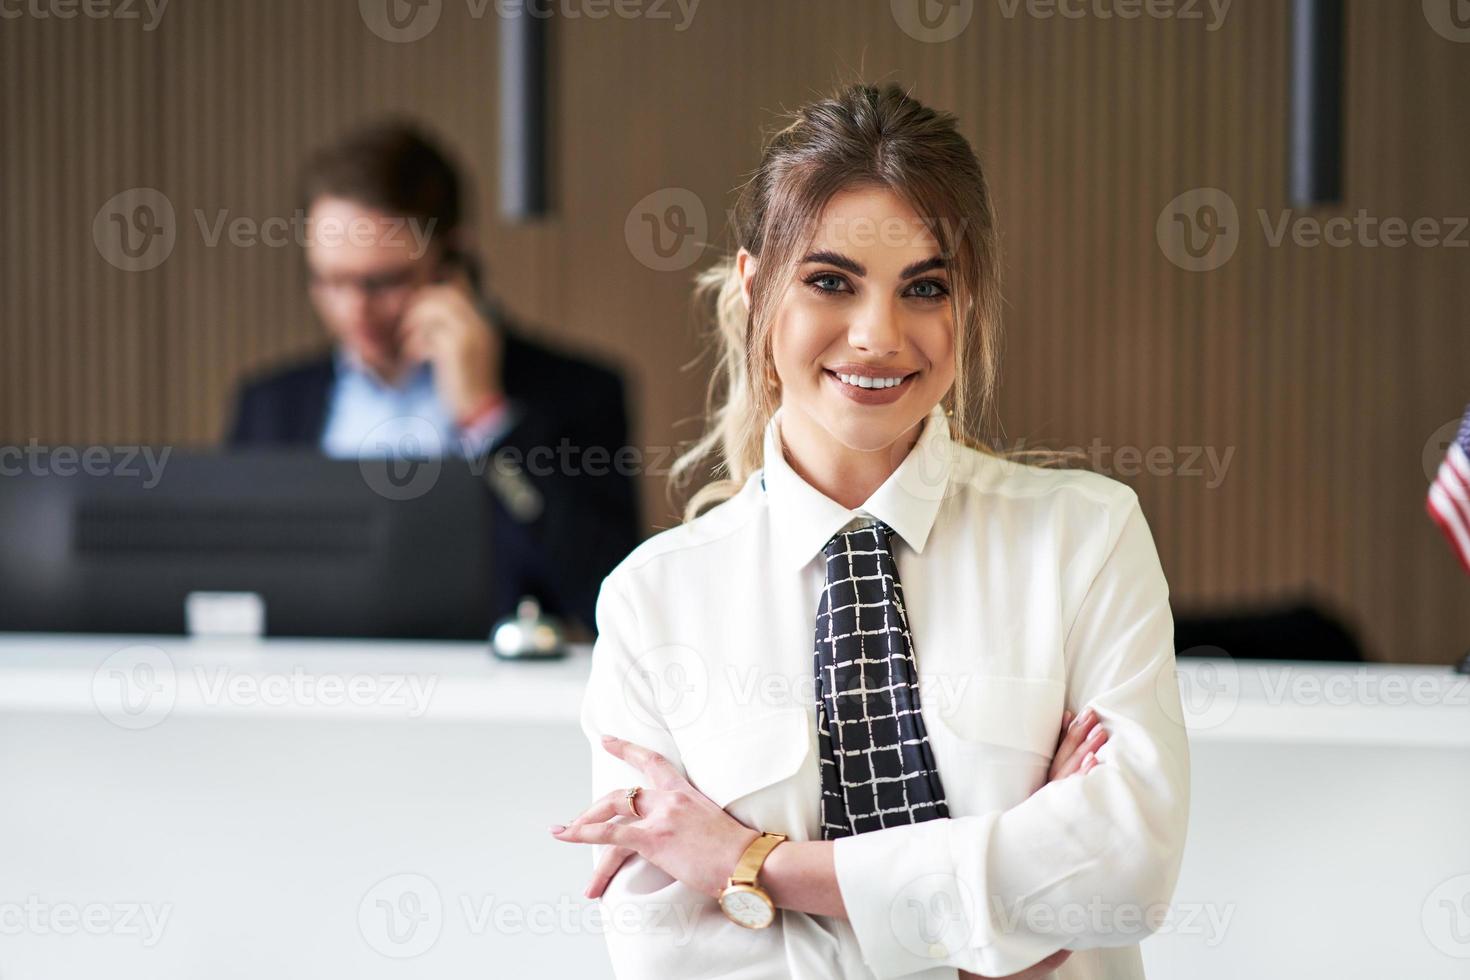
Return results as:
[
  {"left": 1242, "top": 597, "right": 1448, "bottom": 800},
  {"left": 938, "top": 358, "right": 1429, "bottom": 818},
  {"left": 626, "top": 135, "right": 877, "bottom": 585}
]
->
[{"left": 228, "top": 120, "right": 639, "bottom": 633}]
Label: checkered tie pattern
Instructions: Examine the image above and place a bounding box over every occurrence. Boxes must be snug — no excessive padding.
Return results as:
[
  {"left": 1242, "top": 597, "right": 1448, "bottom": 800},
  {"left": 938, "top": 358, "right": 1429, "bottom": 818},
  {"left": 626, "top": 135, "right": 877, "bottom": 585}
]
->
[{"left": 814, "top": 517, "right": 949, "bottom": 839}]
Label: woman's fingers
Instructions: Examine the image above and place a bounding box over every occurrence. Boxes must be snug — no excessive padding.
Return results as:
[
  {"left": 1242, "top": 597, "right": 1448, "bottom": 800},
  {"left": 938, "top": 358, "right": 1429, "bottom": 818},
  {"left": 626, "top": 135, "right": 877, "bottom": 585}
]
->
[
  {"left": 1056, "top": 707, "right": 1098, "bottom": 758},
  {"left": 552, "top": 743, "right": 676, "bottom": 857},
  {"left": 1049, "top": 709, "right": 1094, "bottom": 779},
  {"left": 1010, "top": 949, "right": 1071, "bottom": 978},
  {"left": 585, "top": 844, "right": 635, "bottom": 900},
  {"left": 957, "top": 949, "right": 1072, "bottom": 980},
  {"left": 550, "top": 818, "right": 625, "bottom": 847},
  {"left": 1056, "top": 726, "right": 1107, "bottom": 779},
  {"left": 1048, "top": 709, "right": 1108, "bottom": 781},
  {"left": 600, "top": 734, "right": 683, "bottom": 788},
  {"left": 564, "top": 787, "right": 647, "bottom": 833}
]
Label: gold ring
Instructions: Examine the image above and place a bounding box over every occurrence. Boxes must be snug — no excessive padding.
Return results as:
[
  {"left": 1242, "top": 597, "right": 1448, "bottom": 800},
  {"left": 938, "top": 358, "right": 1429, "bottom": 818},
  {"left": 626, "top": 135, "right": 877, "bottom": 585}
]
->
[{"left": 625, "top": 786, "right": 642, "bottom": 818}]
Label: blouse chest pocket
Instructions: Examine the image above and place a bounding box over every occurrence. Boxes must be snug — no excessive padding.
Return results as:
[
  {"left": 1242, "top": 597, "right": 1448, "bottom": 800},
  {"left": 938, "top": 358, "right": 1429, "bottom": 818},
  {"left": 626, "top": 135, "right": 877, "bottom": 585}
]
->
[
  {"left": 676, "top": 708, "right": 811, "bottom": 811},
  {"left": 931, "top": 675, "right": 1065, "bottom": 762},
  {"left": 928, "top": 675, "right": 1065, "bottom": 815}
]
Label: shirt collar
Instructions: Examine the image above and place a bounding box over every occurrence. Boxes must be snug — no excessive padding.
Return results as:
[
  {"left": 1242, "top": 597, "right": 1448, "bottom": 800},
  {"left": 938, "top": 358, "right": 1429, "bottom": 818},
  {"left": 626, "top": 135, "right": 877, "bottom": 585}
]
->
[
  {"left": 761, "top": 402, "right": 954, "bottom": 571},
  {"left": 332, "top": 346, "right": 432, "bottom": 393}
]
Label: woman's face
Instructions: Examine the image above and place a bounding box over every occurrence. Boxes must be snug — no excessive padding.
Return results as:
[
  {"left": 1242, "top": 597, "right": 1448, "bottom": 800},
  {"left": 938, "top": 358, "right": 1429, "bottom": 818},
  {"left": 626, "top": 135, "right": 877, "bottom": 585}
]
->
[{"left": 745, "top": 185, "right": 956, "bottom": 458}]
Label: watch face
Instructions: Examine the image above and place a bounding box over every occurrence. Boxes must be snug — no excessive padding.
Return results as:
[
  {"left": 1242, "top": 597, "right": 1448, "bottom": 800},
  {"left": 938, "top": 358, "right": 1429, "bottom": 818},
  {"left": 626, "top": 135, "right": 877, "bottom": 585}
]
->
[{"left": 719, "top": 885, "right": 775, "bottom": 929}]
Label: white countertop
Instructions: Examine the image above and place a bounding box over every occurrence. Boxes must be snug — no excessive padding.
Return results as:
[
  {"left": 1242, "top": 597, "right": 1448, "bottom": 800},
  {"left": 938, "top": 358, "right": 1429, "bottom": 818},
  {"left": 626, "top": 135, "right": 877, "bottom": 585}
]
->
[
  {"left": 1, "top": 633, "right": 1466, "bottom": 746},
  {"left": 2, "top": 634, "right": 1466, "bottom": 979},
  {"left": 0, "top": 632, "right": 595, "bottom": 724}
]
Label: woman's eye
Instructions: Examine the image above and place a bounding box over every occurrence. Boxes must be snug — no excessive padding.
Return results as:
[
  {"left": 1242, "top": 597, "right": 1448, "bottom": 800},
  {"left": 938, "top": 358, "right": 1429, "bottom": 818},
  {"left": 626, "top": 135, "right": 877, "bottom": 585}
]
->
[
  {"left": 805, "top": 273, "right": 850, "bottom": 294},
  {"left": 906, "top": 279, "right": 949, "bottom": 301}
]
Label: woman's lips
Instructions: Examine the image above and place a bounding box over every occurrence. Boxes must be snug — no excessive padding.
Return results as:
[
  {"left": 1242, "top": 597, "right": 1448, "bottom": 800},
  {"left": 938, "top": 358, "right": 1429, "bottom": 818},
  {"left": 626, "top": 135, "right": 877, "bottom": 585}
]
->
[{"left": 823, "top": 368, "right": 916, "bottom": 406}]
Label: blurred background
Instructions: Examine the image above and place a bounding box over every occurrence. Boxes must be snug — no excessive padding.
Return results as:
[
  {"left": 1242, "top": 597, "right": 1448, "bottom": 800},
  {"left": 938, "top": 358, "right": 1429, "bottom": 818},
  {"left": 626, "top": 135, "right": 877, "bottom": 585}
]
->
[
  {"left": 3, "top": 2, "right": 1470, "bottom": 979},
  {"left": 4, "top": 0, "right": 1469, "bottom": 662}
]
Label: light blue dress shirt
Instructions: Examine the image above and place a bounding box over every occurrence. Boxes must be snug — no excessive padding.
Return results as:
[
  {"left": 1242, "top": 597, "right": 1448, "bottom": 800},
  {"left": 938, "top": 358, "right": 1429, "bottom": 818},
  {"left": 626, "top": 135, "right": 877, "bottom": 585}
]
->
[{"left": 319, "top": 349, "right": 514, "bottom": 460}]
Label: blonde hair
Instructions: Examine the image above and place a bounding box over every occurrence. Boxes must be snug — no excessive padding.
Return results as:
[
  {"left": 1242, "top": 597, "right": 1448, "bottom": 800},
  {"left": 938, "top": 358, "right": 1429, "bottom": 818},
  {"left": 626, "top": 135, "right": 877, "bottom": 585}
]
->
[{"left": 672, "top": 83, "right": 1059, "bottom": 521}]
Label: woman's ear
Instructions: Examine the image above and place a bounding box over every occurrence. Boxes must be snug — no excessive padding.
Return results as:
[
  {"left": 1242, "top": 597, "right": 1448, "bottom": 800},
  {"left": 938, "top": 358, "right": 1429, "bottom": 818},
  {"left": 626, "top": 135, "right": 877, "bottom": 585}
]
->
[{"left": 736, "top": 248, "right": 757, "bottom": 313}]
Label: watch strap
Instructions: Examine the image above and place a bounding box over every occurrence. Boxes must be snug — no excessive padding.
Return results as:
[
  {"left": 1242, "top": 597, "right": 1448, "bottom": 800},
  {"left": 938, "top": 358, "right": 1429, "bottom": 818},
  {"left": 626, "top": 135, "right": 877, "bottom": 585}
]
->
[{"left": 730, "top": 832, "right": 787, "bottom": 886}]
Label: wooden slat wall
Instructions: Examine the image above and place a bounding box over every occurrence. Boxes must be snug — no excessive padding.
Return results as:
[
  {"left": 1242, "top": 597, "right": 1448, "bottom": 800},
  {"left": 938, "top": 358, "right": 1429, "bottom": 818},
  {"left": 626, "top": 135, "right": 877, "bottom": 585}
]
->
[{"left": 3, "top": 0, "right": 1467, "bottom": 662}]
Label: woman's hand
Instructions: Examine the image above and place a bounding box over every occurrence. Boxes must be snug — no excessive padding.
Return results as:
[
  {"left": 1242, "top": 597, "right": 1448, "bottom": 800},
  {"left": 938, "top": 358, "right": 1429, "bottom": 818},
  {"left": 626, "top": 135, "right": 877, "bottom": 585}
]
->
[
  {"left": 951, "top": 710, "right": 1109, "bottom": 979},
  {"left": 1048, "top": 707, "right": 1107, "bottom": 782},
  {"left": 550, "top": 734, "right": 760, "bottom": 901},
  {"left": 959, "top": 948, "right": 1074, "bottom": 980}
]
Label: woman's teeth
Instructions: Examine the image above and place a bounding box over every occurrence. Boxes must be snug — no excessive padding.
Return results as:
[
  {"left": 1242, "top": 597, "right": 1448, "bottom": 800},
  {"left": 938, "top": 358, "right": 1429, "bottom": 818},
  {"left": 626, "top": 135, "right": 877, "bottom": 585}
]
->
[{"left": 834, "top": 372, "right": 908, "bottom": 389}]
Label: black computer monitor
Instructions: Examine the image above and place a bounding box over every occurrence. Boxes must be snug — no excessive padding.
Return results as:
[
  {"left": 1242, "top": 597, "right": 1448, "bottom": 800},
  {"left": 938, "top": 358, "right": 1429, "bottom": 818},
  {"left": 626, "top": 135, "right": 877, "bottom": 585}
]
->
[{"left": 0, "top": 450, "right": 496, "bottom": 639}]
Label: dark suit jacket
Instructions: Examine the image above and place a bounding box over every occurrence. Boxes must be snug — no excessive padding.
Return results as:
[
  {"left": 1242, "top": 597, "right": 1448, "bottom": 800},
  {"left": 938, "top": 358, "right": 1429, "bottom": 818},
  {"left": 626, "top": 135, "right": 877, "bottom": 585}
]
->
[{"left": 227, "top": 325, "right": 641, "bottom": 634}]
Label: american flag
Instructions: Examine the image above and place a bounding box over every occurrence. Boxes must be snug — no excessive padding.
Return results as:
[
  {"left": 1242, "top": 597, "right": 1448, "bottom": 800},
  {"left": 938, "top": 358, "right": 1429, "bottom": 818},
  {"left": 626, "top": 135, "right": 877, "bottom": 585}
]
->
[{"left": 1427, "top": 404, "right": 1470, "bottom": 576}]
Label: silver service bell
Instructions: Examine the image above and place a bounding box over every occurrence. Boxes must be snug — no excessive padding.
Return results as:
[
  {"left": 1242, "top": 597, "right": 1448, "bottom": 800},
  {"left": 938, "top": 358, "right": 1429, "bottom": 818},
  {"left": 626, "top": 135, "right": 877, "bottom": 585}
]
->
[{"left": 490, "top": 596, "right": 566, "bottom": 660}]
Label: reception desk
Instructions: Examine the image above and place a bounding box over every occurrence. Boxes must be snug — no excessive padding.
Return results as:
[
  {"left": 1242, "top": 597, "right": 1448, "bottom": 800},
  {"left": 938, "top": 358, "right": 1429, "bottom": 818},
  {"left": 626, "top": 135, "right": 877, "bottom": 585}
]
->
[{"left": 1, "top": 635, "right": 1466, "bottom": 979}]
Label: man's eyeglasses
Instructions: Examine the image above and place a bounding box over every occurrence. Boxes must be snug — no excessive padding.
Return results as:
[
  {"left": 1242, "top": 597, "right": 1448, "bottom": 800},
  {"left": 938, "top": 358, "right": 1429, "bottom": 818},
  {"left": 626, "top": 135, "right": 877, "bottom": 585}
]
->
[{"left": 307, "top": 266, "right": 421, "bottom": 299}]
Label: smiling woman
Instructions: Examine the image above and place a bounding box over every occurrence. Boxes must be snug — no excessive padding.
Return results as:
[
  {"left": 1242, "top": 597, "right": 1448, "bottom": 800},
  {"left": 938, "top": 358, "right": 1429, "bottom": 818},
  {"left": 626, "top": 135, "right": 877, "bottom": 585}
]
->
[
  {"left": 558, "top": 83, "right": 1190, "bottom": 980},
  {"left": 671, "top": 83, "right": 1006, "bottom": 518}
]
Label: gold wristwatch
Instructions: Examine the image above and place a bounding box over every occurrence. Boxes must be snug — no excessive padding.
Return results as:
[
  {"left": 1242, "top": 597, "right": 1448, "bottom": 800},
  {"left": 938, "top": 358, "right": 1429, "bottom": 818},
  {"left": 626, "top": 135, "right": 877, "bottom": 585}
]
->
[{"left": 718, "top": 831, "right": 787, "bottom": 929}]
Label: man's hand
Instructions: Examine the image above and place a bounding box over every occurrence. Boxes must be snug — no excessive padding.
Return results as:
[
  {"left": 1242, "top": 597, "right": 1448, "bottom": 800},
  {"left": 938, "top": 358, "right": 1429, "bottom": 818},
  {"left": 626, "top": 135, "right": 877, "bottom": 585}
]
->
[{"left": 398, "top": 272, "right": 503, "bottom": 423}]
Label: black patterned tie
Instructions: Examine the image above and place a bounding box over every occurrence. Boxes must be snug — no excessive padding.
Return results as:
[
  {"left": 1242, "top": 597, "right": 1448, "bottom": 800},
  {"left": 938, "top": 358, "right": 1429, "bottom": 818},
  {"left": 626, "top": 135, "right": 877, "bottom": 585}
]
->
[{"left": 813, "top": 517, "right": 948, "bottom": 839}]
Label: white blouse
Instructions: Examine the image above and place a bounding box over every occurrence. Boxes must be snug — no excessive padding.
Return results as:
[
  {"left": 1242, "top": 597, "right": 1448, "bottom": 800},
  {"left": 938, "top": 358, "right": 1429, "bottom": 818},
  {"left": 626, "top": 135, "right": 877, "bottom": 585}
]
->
[{"left": 578, "top": 402, "right": 1191, "bottom": 979}]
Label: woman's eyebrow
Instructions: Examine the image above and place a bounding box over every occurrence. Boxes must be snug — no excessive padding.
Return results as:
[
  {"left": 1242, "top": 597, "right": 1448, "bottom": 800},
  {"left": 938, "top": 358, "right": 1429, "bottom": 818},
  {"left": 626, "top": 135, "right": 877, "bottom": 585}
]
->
[
  {"left": 900, "top": 255, "right": 948, "bottom": 279},
  {"left": 801, "top": 250, "right": 865, "bottom": 276},
  {"left": 800, "top": 251, "right": 948, "bottom": 280}
]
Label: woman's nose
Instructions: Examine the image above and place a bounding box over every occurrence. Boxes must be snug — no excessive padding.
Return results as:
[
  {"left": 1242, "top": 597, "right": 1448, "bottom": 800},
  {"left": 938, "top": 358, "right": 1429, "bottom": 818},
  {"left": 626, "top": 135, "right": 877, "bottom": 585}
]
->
[{"left": 847, "top": 298, "right": 904, "bottom": 355}]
